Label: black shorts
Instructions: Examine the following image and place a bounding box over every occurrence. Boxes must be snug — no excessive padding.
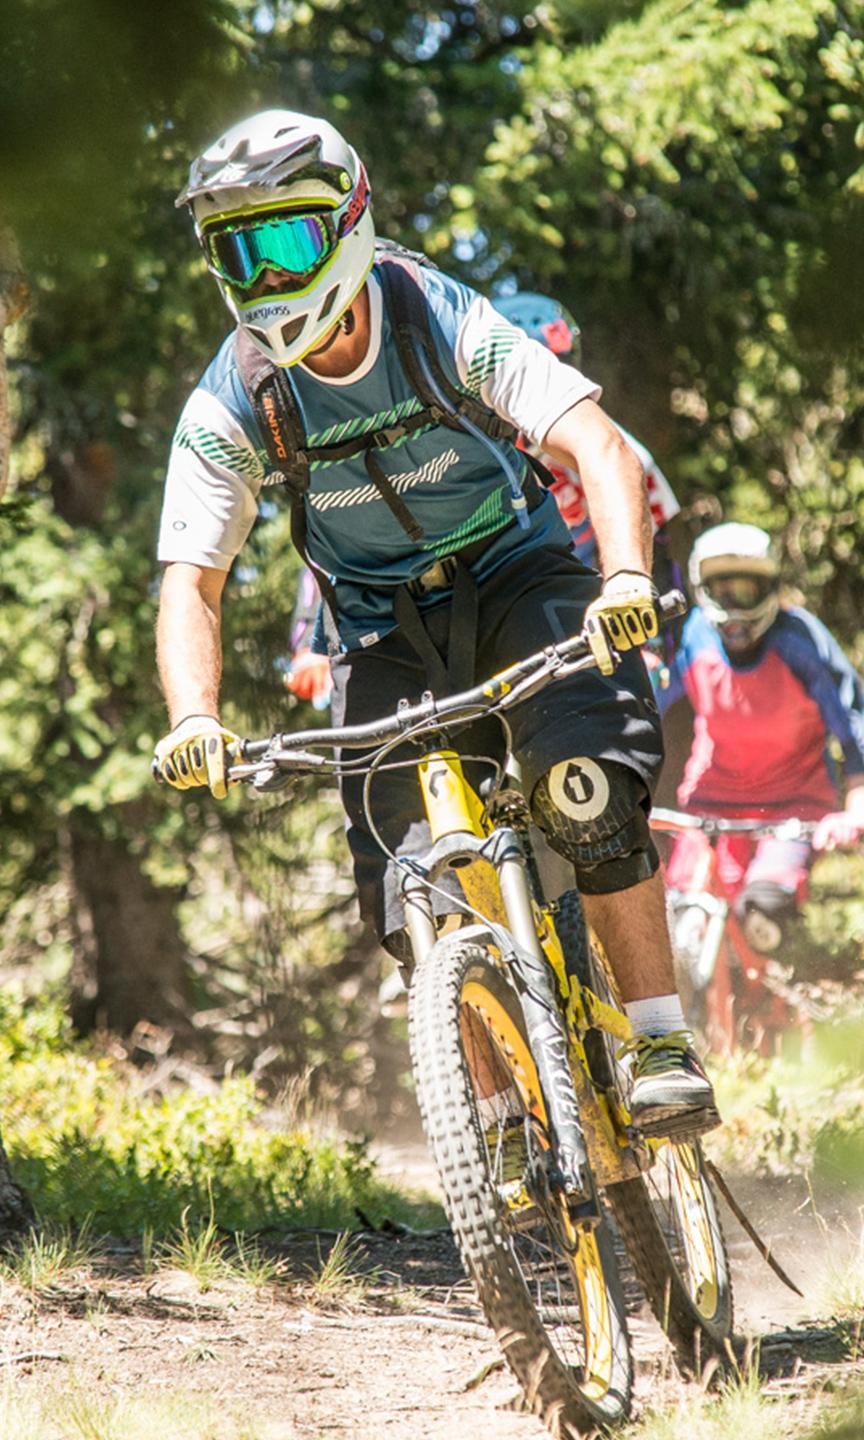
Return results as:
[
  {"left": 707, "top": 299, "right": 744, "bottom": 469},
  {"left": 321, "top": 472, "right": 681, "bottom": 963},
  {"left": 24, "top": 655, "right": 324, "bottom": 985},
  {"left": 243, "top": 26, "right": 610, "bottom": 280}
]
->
[{"left": 330, "top": 545, "right": 664, "bottom": 948}]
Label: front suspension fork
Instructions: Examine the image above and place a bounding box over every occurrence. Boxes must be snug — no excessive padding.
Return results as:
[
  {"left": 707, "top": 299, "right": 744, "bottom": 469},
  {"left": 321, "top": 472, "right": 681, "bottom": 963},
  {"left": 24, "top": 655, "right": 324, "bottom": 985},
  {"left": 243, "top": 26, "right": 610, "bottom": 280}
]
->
[{"left": 402, "top": 827, "right": 599, "bottom": 1224}]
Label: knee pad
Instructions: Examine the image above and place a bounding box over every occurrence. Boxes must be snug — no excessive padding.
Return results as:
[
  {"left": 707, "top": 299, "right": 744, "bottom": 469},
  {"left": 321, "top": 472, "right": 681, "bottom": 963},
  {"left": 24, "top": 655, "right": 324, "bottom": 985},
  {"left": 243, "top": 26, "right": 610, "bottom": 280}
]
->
[{"left": 531, "top": 758, "right": 659, "bottom": 895}]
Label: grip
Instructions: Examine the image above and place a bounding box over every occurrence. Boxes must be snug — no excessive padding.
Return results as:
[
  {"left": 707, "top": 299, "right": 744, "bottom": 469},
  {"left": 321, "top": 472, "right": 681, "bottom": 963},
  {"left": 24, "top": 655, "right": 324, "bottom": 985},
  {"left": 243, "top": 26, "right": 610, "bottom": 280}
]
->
[{"left": 657, "top": 588, "right": 688, "bottom": 624}]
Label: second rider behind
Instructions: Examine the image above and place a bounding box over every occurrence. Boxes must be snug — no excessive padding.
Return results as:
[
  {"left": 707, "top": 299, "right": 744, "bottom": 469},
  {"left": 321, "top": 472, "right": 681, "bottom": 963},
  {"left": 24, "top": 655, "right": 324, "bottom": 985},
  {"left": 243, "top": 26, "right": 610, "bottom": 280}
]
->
[
  {"left": 661, "top": 521, "right": 864, "bottom": 952},
  {"left": 286, "top": 290, "right": 682, "bottom": 706}
]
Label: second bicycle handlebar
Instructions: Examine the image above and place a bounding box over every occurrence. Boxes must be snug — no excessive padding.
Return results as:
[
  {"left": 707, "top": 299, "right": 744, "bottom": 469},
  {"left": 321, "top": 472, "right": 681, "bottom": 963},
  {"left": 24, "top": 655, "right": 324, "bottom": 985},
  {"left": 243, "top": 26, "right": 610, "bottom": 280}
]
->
[{"left": 650, "top": 807, "right": 818, "bottom": 840}]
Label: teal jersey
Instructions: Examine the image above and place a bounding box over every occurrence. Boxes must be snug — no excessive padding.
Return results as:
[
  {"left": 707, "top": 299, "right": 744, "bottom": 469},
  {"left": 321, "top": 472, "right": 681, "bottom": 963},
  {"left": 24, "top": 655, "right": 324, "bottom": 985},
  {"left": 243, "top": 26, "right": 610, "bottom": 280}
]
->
[{"left": 158, "top": 262, "right": 599, "bottom": 648}]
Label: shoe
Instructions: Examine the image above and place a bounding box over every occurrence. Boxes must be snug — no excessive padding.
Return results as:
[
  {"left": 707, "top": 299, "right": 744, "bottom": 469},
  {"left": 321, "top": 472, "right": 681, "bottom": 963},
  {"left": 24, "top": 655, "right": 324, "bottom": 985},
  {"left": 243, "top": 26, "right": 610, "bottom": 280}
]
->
[
  {"left": 620, "top": 1030, "right": 721, "bottom": 1140},
  {"left": 485, "top": 1115, "right": 533, "bottom": 1210}
]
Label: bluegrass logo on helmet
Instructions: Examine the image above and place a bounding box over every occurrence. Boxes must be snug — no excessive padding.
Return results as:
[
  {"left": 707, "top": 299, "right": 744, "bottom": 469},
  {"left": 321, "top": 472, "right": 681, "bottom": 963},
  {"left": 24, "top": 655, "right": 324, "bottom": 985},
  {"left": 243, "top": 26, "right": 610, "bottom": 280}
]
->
[{"left": 176, "top": 109, "right": 375, "bottom": 367}]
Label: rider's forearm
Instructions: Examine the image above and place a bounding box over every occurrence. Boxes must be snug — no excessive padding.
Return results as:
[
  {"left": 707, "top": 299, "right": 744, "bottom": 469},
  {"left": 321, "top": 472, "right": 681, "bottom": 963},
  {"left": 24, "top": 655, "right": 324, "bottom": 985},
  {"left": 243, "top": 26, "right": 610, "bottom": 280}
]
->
[
  {"left": 543, "top": 399, "right": 652, "bottom": 578},
  {"left": 156, "top": 563, "right": 226, "bottom": 726},
  {"left": 844, "top": 774, "right": 864, "bottom": 818}
]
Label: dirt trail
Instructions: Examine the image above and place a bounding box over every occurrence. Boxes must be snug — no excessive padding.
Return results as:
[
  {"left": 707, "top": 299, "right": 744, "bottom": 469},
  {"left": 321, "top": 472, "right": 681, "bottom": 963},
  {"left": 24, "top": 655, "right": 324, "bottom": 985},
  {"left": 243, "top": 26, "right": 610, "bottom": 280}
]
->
[{"left": 3, "top": 1141, "right": 862, "bottom": 1438}]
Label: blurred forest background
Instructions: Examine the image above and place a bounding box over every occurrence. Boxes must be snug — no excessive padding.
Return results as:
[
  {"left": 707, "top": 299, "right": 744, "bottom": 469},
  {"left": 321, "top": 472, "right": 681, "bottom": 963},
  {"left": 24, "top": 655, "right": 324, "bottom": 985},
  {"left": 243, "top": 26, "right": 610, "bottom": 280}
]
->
[{"left": 1, "top": 0, "right": 863, "bottom": 1133}]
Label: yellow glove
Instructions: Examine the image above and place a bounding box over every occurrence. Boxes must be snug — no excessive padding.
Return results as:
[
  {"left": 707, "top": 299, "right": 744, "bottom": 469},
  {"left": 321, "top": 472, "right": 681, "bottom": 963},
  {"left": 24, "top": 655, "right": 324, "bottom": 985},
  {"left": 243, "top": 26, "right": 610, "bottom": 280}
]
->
[
  {"left": 153, "top": 715, "right": 240, "bottom": 800},
  {"left": 584, "top": 571, "right": 659, "bottom": 676}
]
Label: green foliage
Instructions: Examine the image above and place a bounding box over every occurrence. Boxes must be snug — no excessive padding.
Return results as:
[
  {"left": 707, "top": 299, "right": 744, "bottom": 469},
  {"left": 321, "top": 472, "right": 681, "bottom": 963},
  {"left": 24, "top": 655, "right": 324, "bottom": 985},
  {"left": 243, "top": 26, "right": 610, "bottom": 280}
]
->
[
  {"left": 0, "top": 991, "right": 441, "bottom": 1237},
  {"left": 708, "top": 1009, "right": 864, "bottom": 1180},
  {"left": 477, "top": 0, "right": 864, "bottom": 630},
  {"left": 2, "top": 0, "right": 864, "bottom": 1064}
]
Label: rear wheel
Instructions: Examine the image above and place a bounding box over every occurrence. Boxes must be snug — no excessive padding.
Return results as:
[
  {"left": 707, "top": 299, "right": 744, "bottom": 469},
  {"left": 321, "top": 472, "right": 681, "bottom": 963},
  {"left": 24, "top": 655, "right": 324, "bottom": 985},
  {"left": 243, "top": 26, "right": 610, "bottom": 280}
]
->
[
  {"left": 556, "top": 890, "right": 733, "bottom": 1364},
  {"left": 409, "top": 932, "right": 633, "bottom": 1433}
]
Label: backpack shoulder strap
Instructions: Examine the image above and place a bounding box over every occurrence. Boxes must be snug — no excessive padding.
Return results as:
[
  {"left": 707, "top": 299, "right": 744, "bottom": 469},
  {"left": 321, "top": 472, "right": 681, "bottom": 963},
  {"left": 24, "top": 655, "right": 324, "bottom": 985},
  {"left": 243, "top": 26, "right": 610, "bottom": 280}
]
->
[
  {"left": 375, "top": 251, "right": 516, "bottom": 445},
  {"left": 233, "top": 328, "right": 310, "bottom": 498},
  {"left": 232, "top": 328, "right": 341, "bottom": 622}
]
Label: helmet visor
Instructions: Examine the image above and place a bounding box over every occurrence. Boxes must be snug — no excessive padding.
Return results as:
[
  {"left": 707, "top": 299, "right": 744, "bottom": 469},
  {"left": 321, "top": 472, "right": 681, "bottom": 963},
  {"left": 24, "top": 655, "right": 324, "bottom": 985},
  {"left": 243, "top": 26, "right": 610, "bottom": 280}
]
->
[
  {"left": 702, "top": 574, "right": 773, "bottom": 612},
  {"left": 202, "top": 210, "right": 336, "bottom": 292}
]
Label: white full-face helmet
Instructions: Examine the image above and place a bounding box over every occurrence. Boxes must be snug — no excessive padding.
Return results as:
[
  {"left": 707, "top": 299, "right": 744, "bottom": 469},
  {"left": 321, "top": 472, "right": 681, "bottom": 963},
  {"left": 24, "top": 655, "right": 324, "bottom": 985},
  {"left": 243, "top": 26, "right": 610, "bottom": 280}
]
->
[
  {"left": 176, "top": 109, "right": 375, "bottom": 366},
  {"left": 689, "top": 522, "right": 780, "bottom": 653}
]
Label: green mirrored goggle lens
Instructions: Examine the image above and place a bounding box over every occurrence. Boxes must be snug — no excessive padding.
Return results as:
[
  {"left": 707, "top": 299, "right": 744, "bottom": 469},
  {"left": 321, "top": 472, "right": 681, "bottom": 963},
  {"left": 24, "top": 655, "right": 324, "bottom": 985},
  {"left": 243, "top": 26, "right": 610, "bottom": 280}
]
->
[
  {"left": 704, "top": 575, "right": 769, "bottom": 609},
  {"left": 205, "top": 212, "right": 333, "bottom": 290}
]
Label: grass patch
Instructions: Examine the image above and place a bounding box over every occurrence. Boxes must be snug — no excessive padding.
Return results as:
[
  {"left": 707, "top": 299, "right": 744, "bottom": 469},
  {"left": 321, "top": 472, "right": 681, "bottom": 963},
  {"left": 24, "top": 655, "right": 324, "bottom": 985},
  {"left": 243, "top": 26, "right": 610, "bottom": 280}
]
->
[
  {"left": 0, "top": 1220, "right": 102, "bottom": 1293},
  {"left": 802, "top": 1388, "right": 864, "bottom": 1439},
  {"left": 810, "top": 1211, "right": 864, "bottom": 1323},
  {"left": 705, "top": 1010, "right": 864, "bottom": 1183},
  {"left": 0, "top": 1379, "right": 292, "bottom": 1440},
  {"left": 623, "top": 1360, "right": 792, "bottom": 1438},
  {"left": 308, "top": 1230, "right": 377, "bottom": 1305},
  {"left": 0, "top": 989, "right": 443, "bottom": 1240},
  {"left": 156, "top": 1205, "right": 233, "bottom": 1292},
  {"left": 154, "top": 1201, "right": 287, "bottom": 1291}
]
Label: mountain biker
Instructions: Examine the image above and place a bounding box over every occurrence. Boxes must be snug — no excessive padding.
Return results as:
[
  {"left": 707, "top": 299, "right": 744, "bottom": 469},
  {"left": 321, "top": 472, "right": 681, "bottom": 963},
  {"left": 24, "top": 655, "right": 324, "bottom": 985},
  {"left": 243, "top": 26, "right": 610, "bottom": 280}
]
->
[
  {"left": 491, "top": 292, "right": 682, "bottom": 577},
  {"left": 660, "top": 521, "right": 864, "bottom": 952},
  {"left": 153, "top": 108, "right": 719, "bottom": 1139},
  {"left": 284, "top": 292, "right": 684, "bottom": 707}
]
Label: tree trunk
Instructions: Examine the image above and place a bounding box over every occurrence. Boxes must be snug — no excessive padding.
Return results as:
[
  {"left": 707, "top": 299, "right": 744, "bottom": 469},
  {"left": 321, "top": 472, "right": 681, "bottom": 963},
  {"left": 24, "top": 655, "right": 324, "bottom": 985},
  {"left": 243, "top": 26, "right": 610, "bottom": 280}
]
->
[
  {"left": 66, "top": 815, "right": 193, "bottom": 1037},
  {"left": 0, "top": 226, "right": 30, "bottom": 500},
  {"left": 0, "top": 1134, "right": 35, "bottom": 1245}
]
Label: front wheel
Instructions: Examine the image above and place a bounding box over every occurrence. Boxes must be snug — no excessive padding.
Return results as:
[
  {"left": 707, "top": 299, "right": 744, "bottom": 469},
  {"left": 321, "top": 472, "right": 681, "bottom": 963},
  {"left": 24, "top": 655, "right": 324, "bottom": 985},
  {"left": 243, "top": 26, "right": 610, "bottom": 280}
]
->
[{"left": 409, "top": 932, "right": 632, "bottom": 1434}]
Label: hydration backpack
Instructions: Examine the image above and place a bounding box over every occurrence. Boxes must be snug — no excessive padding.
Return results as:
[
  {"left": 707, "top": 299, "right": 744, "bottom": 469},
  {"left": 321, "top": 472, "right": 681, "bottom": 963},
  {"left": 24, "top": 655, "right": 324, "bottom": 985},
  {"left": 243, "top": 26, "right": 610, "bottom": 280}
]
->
[{"left": 234, "top": 240, "right": 548, "bottom": 664}]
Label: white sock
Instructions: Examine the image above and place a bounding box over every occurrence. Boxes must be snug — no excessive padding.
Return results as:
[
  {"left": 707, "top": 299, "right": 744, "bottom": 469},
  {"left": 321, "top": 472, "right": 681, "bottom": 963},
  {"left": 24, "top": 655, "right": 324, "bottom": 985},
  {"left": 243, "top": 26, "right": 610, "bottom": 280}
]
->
[{"left": 625, "top": 994, "right": 689, "bottom": 1038}]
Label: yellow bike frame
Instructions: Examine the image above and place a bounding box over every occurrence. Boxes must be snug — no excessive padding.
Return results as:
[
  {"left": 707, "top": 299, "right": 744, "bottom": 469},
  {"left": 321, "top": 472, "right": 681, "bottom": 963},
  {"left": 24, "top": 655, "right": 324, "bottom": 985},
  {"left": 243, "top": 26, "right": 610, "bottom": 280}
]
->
[{"left": 414, "top": 747, "right": 641, "bottom": 1187}]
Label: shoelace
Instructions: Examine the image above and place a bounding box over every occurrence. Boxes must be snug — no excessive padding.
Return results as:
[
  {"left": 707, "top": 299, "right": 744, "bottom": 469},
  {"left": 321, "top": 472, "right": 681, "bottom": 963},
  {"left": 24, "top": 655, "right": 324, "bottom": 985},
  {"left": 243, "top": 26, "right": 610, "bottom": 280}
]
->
[{"left": 616, "top": 1028, "right": 694, "bottom": 1075}]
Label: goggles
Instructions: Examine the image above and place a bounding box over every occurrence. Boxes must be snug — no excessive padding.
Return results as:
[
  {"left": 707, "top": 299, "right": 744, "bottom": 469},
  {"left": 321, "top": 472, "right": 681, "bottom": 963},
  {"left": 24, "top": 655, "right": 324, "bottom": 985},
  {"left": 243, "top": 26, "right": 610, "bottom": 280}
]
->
[
  {"left": 201, "top": 167, "right": 370, "bottom": 293},
  {"left": 702, "top": 573, "right": 774, "bottom": 611}
]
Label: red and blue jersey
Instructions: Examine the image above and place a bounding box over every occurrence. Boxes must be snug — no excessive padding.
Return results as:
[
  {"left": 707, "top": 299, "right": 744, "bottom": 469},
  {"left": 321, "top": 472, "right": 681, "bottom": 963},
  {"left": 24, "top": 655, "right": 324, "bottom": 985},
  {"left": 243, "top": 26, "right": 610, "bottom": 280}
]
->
[{"left": 660, "top": 607, "right": 864, "bottom": 818}]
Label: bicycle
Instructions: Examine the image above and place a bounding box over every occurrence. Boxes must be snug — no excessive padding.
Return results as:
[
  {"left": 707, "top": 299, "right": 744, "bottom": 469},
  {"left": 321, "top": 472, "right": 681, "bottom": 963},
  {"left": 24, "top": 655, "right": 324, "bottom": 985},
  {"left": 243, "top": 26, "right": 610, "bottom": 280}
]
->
[
  {"left": 230, "top": 593, "right": 732, "bottom": 1435},
  {"left": 651, "top": 808, "right": 818, "bottom": 1054}
]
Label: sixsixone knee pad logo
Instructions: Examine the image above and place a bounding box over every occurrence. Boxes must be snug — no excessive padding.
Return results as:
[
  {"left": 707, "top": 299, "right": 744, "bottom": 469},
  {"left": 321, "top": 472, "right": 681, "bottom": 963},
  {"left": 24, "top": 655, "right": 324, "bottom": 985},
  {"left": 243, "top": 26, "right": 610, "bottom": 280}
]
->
[{"left": 548, "top": 758, "right": 610, "bottom": 821}]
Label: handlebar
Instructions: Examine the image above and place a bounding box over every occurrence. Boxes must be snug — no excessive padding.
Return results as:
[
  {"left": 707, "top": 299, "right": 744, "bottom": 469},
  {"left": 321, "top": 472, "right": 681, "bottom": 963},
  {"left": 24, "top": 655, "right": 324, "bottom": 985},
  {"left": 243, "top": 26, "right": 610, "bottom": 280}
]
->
[
  {"left": 229, "top": 588, "right": 688, "bottom": 782},
  {"left": 650, "top": 807, "right": 818, "bottom": 841}
]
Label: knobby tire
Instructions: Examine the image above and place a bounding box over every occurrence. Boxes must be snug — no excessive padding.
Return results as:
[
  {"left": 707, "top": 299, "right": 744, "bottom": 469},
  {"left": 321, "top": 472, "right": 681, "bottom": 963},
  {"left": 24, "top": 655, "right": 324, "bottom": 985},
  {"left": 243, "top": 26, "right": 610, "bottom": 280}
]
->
[{"left": 409, "top": 932, "right": 632, "bottom": 1436}]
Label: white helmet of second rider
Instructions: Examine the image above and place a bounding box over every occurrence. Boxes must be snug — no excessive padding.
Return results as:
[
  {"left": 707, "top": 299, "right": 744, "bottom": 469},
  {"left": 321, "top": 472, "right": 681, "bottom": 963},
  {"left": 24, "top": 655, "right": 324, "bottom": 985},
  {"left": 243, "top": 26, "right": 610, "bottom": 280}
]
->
[
  {"left": 689, "top": 522, "right": 780, "bottom": 647},
  {"left": 176, "top": 109, "right": 375, "bottom": 366}
]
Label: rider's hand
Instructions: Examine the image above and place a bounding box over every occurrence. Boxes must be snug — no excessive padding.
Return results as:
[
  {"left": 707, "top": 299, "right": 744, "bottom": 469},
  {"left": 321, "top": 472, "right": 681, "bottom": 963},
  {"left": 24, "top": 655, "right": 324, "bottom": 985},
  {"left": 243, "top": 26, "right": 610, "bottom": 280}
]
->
[
  {"left": 153, "top": 715, "right": 240, "bottom": 800},
  {"left": 584, "top": 571, "right": 659, "bottom": 676},
  {"left": 812, "top": 811, "right": 863, "bottom": 852},
  {"left": 285, "top": 648, "right": 332, "bottom": 709}
]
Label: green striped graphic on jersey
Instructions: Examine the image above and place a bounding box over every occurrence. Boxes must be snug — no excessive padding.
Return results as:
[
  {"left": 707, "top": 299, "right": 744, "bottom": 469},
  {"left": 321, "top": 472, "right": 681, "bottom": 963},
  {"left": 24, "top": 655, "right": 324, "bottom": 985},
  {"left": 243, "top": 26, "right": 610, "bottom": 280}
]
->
[
  {"left": 176, "top": 419, "right": 266, "bottom": 484},
  {"left": 463, "top": 324, "right": 522, "bottom": 397},
  {"left": 308, "top": 396, "right": 425, "bottom": 452},
  {"left": 424, "top": 485, "right": 510, "bottom": 559}
]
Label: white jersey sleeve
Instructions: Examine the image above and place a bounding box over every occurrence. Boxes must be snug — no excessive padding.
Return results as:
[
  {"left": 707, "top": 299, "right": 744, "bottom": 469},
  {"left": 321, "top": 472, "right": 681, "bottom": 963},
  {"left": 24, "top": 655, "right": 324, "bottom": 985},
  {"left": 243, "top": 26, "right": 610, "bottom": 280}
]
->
[
  {"left": 431, "top": 285, "right": 601, "bottom": 447},
  {"left": 157, "top": 388, "right": 266, "bottom": 571},
  {"left": 417, "top": 270, "right": 601, "bottom": 446}
]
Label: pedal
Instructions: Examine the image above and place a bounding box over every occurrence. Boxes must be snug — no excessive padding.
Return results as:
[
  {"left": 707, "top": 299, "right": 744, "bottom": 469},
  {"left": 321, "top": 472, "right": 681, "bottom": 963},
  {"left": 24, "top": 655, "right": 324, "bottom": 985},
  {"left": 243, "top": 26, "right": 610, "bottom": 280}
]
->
[
  {"left": 634, "top": 1104, "right": 721, "bottom": 1142},
  {"left": 566, "top": 1193, "right": 602, "bottom": 1231}
]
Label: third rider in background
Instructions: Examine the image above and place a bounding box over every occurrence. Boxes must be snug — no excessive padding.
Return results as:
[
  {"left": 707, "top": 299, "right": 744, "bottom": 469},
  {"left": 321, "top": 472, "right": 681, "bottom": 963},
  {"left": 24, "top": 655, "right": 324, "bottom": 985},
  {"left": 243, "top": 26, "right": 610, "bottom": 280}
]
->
[{"left": 660, "top": 521, "right": 864, "bottom": 954}]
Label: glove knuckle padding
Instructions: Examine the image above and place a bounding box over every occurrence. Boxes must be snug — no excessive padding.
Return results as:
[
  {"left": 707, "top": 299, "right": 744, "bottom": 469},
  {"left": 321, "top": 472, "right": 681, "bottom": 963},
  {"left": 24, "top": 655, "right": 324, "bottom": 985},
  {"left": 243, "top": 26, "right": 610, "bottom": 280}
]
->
[{"left": 532, "top": 757, "right": 659, "bottom": 894}]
